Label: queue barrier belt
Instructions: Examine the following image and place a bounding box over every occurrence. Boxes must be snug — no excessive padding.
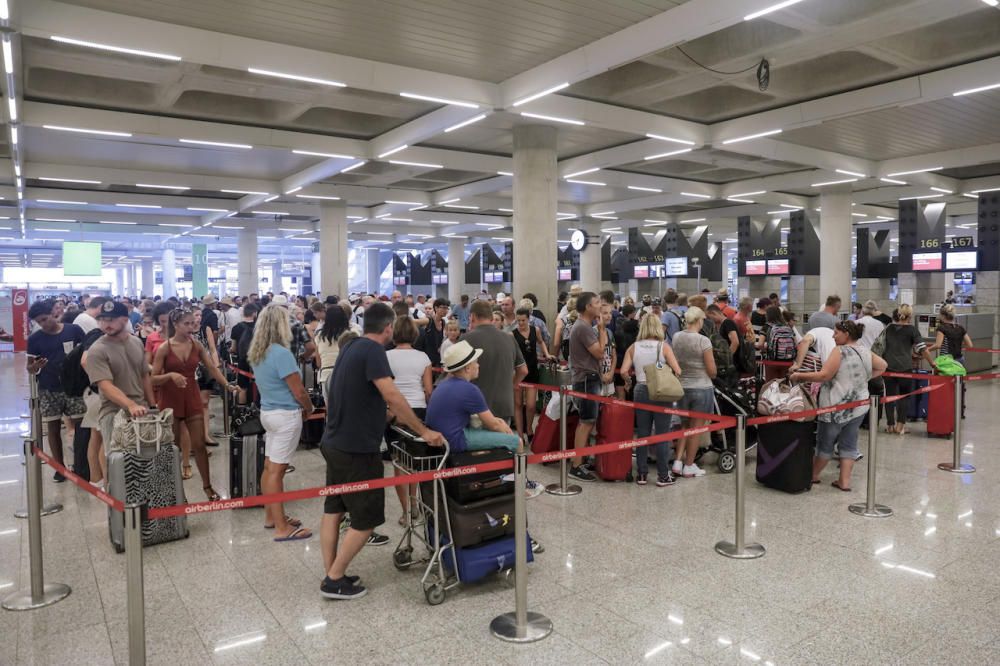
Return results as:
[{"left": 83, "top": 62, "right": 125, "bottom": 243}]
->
[{"left": 33, "top": 446, "right": 125, "bottom": 512}]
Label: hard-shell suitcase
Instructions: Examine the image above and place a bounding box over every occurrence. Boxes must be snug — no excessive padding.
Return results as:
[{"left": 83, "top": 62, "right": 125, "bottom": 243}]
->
[
  {"left": 594, "top": 401, "right": 635, "bottom": 481},
  {"left": 531, "top": 412, "right": 579, "bottom": 454},
  {"left": 926, "top": 374, "right": 956, "bottom": 437},
  {"left": 230, "top": 433, "right": 265, "bottom": 499},
  {"left": 107, "top": 441, "right": 189, "bottom": 553},
  {"left": 755, "top": 420, "right": 815, "bottom": 494},
  {"left": 444, "top": 448, "right": 514, "bottom": 503},
  {"left": 908, "top": 370, "right": 930, "bottom": 421},
  {"left": 443, "top": 533, "right": 534, "bottom": 583},
  {"left": 445, "top": 494, "right": 516, "bottom": 548}
]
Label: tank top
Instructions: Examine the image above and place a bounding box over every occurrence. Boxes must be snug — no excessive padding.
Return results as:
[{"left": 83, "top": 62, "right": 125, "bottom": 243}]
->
[
  {"left": 513, "top": 325, "right": 538, "bottom": 373},
  {"left": 632, "top": 339, "right": 666, "bottom": 383},
  {"left": 819, "top": 345, "right": 872, "bottom": 424}
]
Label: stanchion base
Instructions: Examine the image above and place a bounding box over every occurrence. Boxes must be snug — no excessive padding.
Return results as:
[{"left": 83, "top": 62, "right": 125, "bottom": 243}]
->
[
  {"left": 2, "top": 582, "right": 72, "bottom": 611},
  {"left": 545, "top": 483, "right": 582, "bottom": 496},
  {"left": 938, "top": 463, "right": 975, "bottom": 473},
  {"left": 14, "top": 502, "right": 63, "bottom": 519},
  {"left": 714, "top": 541, "right": 765, "bottom": 560},
  {"left": 490, "top": 611, "right": 553, "bottom": 643},
  {"left": 848, "top": 503, "right": 893, "bottom": 518}
]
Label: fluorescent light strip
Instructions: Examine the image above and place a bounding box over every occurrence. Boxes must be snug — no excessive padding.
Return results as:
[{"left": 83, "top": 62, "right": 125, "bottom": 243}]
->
[
  {"left": 780, "top": 203, "right": 803, "bottom": 209},
  {"left": 221, "top": 189, "right": 269, "bottom": 196},
  {"left": 214, "top": 225, "right": 245, "bottom": 229},
  {"left": 252, "top": 211, "right": 290, "bottom": 215},
  {"left": 115, "top": 203, "right": 161, "bottom": 209},
  {"left": 681, "top": 192, "right": 712, "bottom": 199},
  {"left": 295, "top": 194, "right": 341, "bottom": 200},
  {"left": 566, "top": 179, "right": 606, "bottom": 187},
  {"left": 187, "top": 207, "right": 229, "bottom": 213},
  {"left": 7, "top": 97, "right": 16, "bottom": 121},
  {"left": 971, "top": 187, "right": 1000, "bottom": 193},
  {"left": 475, "top": 223, "right": 504, "bottom": 229},
  {"left": 2, "top": 39, "right": 11, "bottom": 75},
  {"left": 377, "top": 145, "right": 408, "bottom": 159},
  {"left": 836, "top": 169, "right": 867, "bottom": 178},
  {"left": 98, "top": 220, "right": 137, "bottom": 225},
  {"left": 381, "top": 217, "right": 413, "bottom": 222},
  {"left": 264, "top": 195, "right": 280, "bottom": 202},
  {"left": 247, "top": 67, "right": 345, "bottom": 87},
  {"left": 430, "top": 220, "right": 459, "bottom": 225},
  {"left": 880, "top": 177, "right": 908, "bottom": 185},
  {"left": 680, "top": 218, "right": 706, "bottom": 224},
  {"left": 136, "top": 183, "right": 189, "bottom": 190},
  {"left": 443, "top": 204, "right": 479, "bottom": 210},
  {"left": 744, "top": 0, "right": 806, "bottom": 21},
  {"left": 159, "top": 223, "right": 192, "bottom": 228},
  {"left": 953, "top": 81, "right": 1000, "bottom": 96},
  {"left": 38, "top": 177, "right": 101, "bottom": 184},
  {"left": 729, "top": 190, "right": 766, "bottom": 198},
  {"left": 899, "top": 194, "right": 944, "bottom": 200},
  {"left": 34, "top": 229, "right": 71, "bottom": 233},
  {"left": 179, "top": 139, "right": 252, "bottom": 150},
  {"left": 368, "top": 231, "right": 393, "bottom": 236},
  {"left": 726, "top": 198, "right": 756, "bottom": 204},
  {"left": 285, "top": 186, "right": 302, "bottom": 195},
  {"left": 643, "top": 221, "right": 668, "bottom": 227},
  {"left": 519, "top": 112, "right": 584, "bottom": 126},
  {"left": 400, "top": 92, "right": 478, "bottom": 109},
  {"left": 497, "top": 171, "right": 513, "bottom": 177},
  {"left": 443, "top": 114, "right": 487, "bottom": 133},
  {"left": 811, "top": 178, "right": 858, "bottom": 187},
  {"left": 645, "top": 133, "right": 696, "bottom": 146},
  {"left": 34, "top": 217, "right": 76, "bottom": 222},
  {"left": 644, "top": 148, "right": 693, "bottom": 160},
  {"left": 292, "top": 149, "right": 355, "bottom": 160},
  {"left": 37, "top": 199, "right": 86, "bottom": 205},
  {"left": 389, "top": 160, "right": 443, "bottom": 169},
  {"left": 767, "top": 210, "right": 794, "bottom": 215},
  {"left": 512, "top": 82, "right": 570, "bottom": 107},
  {"left": 721, "top": 129, "right": 782, "bottom": 144},
  {"left": 51, "top": 36, "right": 181, "bottom": 61},
  {"left": 340, "top": 161, "right": 367, "bottom": 173},
  {"left": 930, "top": 187, "right": 954, "bottom": 194},
  {"left": 385, "top": 200, "right": 423, "bottom": 206},
  {"left": 628, "top": 185, "right": 662, "bottom": 193},
  {"left": 438, "top": 198, "right": 461, "bottom": 205},
  {"left": 564, "top": 167, "right": 600, "bottom": 179},
  {"left": 886, "top": 167, "right": 943, "bottom": 177},
  {"left": 375, "top": 213, "right": 391, "bottom": 219}
]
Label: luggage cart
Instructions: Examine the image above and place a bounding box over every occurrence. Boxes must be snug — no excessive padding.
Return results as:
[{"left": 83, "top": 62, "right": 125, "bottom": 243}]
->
[{"left": 389, "top": 426, "right": 458, "bottom": 605}]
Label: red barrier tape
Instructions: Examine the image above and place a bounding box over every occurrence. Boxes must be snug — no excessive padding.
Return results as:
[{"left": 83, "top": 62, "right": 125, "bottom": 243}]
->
[
  {"left": 964, "top": 372, "right": 1000, "bottom": 382},
  {"left": 880, "top": 383, "right": 945, "bottom": 404},
  {"left": 32, "top": 446, "right": 124, "bottom": 512},
  {"left": 882, "top": 371, "right": 939, "bottom": 380},
  {"left": 965, "top": 347, "right": 1000, "bottom": 354},
  {"left": 760, "top": 360, "right": 793, "bottom": 368},
  {"left": 562, "top": 390, "right": 732, "bottom": 424},
  {"left": 746, "top": 398, "right": 870, "bottom": 426}
]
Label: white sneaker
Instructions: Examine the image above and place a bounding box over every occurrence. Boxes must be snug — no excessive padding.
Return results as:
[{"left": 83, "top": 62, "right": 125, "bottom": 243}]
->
[
  {"left": 671, "top": 460, "right": 683, "bottom": 476},
  {"left": 525, "top": 479, "right": 544, "bottom": 499},
  {"left": 682, "top": 464, "right": 706, "bottom": 478}
]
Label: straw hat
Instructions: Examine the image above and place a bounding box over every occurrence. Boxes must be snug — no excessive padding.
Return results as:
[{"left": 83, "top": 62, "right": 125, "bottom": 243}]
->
[{"left": 442, "top": 340, "right": 483, "bottom": 373}]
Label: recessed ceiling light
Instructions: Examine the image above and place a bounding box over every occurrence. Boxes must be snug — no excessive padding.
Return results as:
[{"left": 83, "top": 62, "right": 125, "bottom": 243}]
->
[
  {"left": 511, "top": 82, "right": 570, "bottom": 107},
  {"left": 744, "top": 0, "right": 806, "bottom": 21},
  {"left": 221, "top": 189, "right": 269, "bottom": 196},
  {"left": 430, "top": 220, "right": 459, "bottom": 225},
  {"left": 497, "top": 171, "right": 513, "bottom": 177},
  {"left": 971, "top": 187, "right": 1000, "bottom": 193},
  {"left": 519, "top": 112, "right": 584, "bottom": 126},
  {"left": 443, "top": 204, "right": 479, "bottom": 210},
  {"left": 811, "top": 178, "right": 858, "bottom": 187},
  {"left": 954, "top": 81, "right": 1000, "bottom": 96},
  {"left": 899, "top": 194, "right": 944, "bottom": 200},
  {"left": 179, "top": 139, "right": 252, "bottom": 150},
  {"left": 252, "top": 211, "right": 289, "bottom": 215},
  {"left": 292, "top": 149, "right": 355, "bottom": 159},
  {"left": 721, "top": 129, "right": 782, "bottom": 144},
  {"left": 115, "top": 203, "right": 161, "bottom": 209},
  {"left": 51, "top": 36, "right": 181, "bottom": 61},
  {"left": 340, "top": 161, "right": 367, "bottom": 173},
  {"left": 879, "top": 177, "right": 908, "bottom": 185},
  {"left": 726, "top": 198, "right": 756, "bottom": 204},
  {"left": 729, "top": 190, "right": 766, "bottom": 198},
  {"left": 136, "top": 183, "right": 189, "bottom": 190},
  {"left": 564, "top": 168, "right": 600, "bottom": 179},
  {"left": 389, "top": 160, "right": 443, "bottom": 169},
  {"left": 38, "top": 177, "right": 101, "bottom": 184},
  {"left": 187, "top": 207, "right": 228, "bottom": 212},
  {"left": 399, "top": 92, "right": 478, "bottom": 109},
  {"left": 681, "top": 192, "right": 712, "bottom": 199},
  {"left": 34, "top": 217, "right": 76, "bottom": 222},
  {"left": 645, "top": 133, "right": 696, "bottom": 146},
  {"left": 385, "top": 200, "right": 424, "bottom": 206},
  {"left": 644, "top": 148, "right": 692, "bottom": 160},
  {"left": 247, "top": 67, "right": 346, "bottom": 87},
  {"left": 443, "top": 114, "right": 488, "bottom": 133},
  {"left": 565, "top": 179, "right": 606, "bottom": 187},
  {"left": 43, "top": 124, "right": 132, "bottom": 137},
  {"left": 2, "top": 38, "right": 12, "bottom": 75},
  {"left": 628, "top": 185, "right": 663, "bottom": 193},
  {"left": 680, "top": 218, "right": 706, "bottom": 224},
  {"left": 886, "top": 167, "right": 943, "bottom": 177},
  {"left": 377, "top": 145, "right": 408, "bottom": 159},
  {"left": 930, "top": 187, "right": 954, "bottom": 194},
  {"left": 295, "top": 194, "right": 341, "bottom": 200},
  {"left": 836, "top": 169, "right": 867, "bottom": 178},
  {"left": 37, "top": 199, "right": 86, "bottom": 205},
  {"left": 98, "top": 220, "right": 137, "bottom": 225}
]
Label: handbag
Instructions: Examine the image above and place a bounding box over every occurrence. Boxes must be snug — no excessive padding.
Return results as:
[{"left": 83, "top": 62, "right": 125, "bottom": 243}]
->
[
  {"left": 108, "top": 408, "right": 175, "bottom": 453},
  {"left": 757, "top": 378, "right": 817, "bottom": 421},
  {"left": 644, "top": 343, "right": 684, "bottom": 402},
  {"left": 935, "top": 354, "right": 966, "bottom": 377},
  {"left": 232, "top": 403, "right": 265, "bottom": 437}
]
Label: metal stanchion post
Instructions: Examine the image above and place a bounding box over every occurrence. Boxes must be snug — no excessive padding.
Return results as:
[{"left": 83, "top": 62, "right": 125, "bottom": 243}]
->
[
  {"left": 938, "top": 376, "right": 974, "bottom": 473},
  {"left": 14, "top": 371, "right": 62, "bottom": 519},
  {"left": 491, "top": 443, "right": 553, "bottom": 643},
  {"left": 221, "top": 382, "right": 232, "bottom": 439},
  {"left": 125, "top": 503, "right": 147, "bottom": 666},
  {"left": 715, "top": 415, "right": 765, "bottom": 559},
  {"left": 545, "top": 369, "right": 581, "bottom": 496},
  {"left": 850, "top": 396, "right": 892, "bottom": 517},
  {"left": 2, "top": 438, "right": 72, "bottom": 610}
]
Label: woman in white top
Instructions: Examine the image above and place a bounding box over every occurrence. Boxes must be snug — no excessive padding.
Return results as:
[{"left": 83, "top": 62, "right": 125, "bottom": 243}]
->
[
  {"left": 313, "top": 304, "right": 351, "bottom": 403},
  {"left": 386, "top": 316, "right": 433, "bottom": 524},
  {"left": 620, "top": 312, "right": 682, "bottom": 486}
]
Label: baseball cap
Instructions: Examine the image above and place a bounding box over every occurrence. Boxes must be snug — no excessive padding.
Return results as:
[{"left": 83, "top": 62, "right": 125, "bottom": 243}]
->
[
  {"left": 97, "top": 301, "right": 129, "bottom": 319},
  {"left": 272, "top": 295, "right": 289, "bottom": 306}
]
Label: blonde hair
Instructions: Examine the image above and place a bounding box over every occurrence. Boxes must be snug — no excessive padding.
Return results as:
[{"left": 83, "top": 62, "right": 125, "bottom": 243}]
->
[
  {"left": 566, "top": 296, "right": 579, "bottom": 324},
  {"left": 938, "top": 303, "right": 955, "bottom": 320},
  {"left": 638, "top": 312, "right": 665, "bottom": 341},
  {"left": 445, "top": 320, "right": 460, "bottom": 332},
  {"left": 894, "top": 304, "right": 913, "bottom": 322},
  {"left": 684, "top": 306, "right": 705, "bottom": 327},
  {"left": 247, "top": 304, "right": 291, "bottom": 366}
]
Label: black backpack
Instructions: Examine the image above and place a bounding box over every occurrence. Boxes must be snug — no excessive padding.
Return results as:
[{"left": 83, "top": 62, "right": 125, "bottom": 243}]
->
[
  {"left": 61, "top": 328, "right": 105, "bottom": 397},
  {"left": 734, "top": 331, "right": 757, "bottom": 374}
]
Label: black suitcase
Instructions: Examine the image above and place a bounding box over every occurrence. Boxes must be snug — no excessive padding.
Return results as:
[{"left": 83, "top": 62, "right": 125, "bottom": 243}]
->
[
  {"left": 755, "top": 420, "right": 815, "bottom": 493},
  {"left": 300, "top": 392, "right": 325, "bottom": 449},
  {"left": 230, "top": 433, "right": 265, "bottom": 499},
  {"left": 444, "top": 448, "right": 514, "bottom": 503},
  {"left": 445, "top": 494, "right": 516, "bottom": 548}
]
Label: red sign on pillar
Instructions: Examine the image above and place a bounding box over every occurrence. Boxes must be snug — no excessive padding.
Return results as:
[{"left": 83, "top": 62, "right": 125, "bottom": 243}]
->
[{"left": 12, "top": 289, "right": 28, "bottom": 352}]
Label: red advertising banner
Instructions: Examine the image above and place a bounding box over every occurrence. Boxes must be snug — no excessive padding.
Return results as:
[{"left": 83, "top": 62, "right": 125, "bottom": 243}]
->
[{"left": 12, "top": 289, "right": 28, "bottom": 352}]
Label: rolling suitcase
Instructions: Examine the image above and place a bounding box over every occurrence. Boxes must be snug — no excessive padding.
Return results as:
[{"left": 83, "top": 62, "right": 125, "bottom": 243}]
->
[
  {"left": 907, "top": 370, "right": 930, "bottom": 421},
  {"left": 230, "top": 433, "right": 265, "bottom": 499},
  {"left": 107, "top": 440, "right": 189, "bottom": 553},
  {"left": 531, "top": 412, "right": 579, "bottom": 454},
  {"left": 445, "top": 494, "right": 516, "bottom": 548},
  {"left": 443, "top": 533, "right": 534, "bottom": 583},
  {"left": 444, "top": 448, "right": 514, "bottom": 502},
  {"left": 594, "top": 401, "right": 634, "bottom": 481},
  {"left": 926, "top": 374, "right": 956, "bottom": 437},
  {"left": 755, "top": 420, "right": 815, "bottom": 494}
]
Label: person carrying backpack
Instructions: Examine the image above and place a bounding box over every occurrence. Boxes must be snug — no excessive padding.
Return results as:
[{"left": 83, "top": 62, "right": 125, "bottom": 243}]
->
[
  {"left": 763, "top": 305, "right": 796, "bottom": 382},
  {"left": 705, "top": 305, "right": 738, "bottom": 388}
]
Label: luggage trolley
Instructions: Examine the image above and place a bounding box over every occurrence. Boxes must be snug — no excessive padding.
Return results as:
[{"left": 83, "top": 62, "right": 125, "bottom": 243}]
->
[{"left": 389, "top": 426, "right": 458, "bottom": 605}]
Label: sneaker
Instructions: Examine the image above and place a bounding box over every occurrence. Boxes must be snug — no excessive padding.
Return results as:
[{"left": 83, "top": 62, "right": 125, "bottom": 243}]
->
[
  {"left": 530, "top": 538, "right": 544, "bottom": 554},
  {"left": 53, "top": 472, "right": 66, "bottom": 483},
  {"left": 569, "top": 466, "right": 597, "bottom": 482},
  {"left": 320, "top": 576, "right": 367, "bottom": 600},
  {"left": 339, "top": 516, "right": 352, "bottom": 532},
  {"left": 682, "top": 464, "right": 706, "bottom": 478},
  {"left": 525, "top": 479, "right": 544, "bottom": 499},
  {"left": 656, "top": 473, "right": 677, "bottom": 487},
  {"left": 671, "top": 460, "right": 683, "bottom": 476},
  {"left": 578, "top": 461, "right": 595, "bottom": 474},
  {"left": 636, "top": 474, "right": 647, "bottom": 486},
  {"left": 366, "top": 532, "right": 390, "bottom": 546}
]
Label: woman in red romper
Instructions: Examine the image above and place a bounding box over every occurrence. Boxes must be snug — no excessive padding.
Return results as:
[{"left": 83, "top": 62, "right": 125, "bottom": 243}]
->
[{"left": 152, "top": 308, "right": 233, "bottom": 501}]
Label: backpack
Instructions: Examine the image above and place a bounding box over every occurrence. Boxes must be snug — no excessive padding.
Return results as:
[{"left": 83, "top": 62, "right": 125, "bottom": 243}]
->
[
  {"left": 766, "top": 325, "right": 796, "bottom": 362},
  {"left": 707, "top": 326, "right": 737, "bottom": 387},
  {"left": 870, "top": 328, "right": 887, "bottom": 357},
  {"left": 61, "top": 328, "right": 105, "bottom": 397},
  {"left": 734, "top": 331, "right": 756, "bottom": 374}
]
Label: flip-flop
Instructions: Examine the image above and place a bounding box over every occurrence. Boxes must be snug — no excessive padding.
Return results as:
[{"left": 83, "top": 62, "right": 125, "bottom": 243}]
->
[
  {"left": 264, "top": 516, "right": 302, "bottom": 529},
  {"left": 811, "top": 479, "right": 821, "bottom": 485},
  {"left": 831, "top": 480, "right": 851, "bottom": 492},
  {"left": 274, "top": 526, "right": 312, "bottom": 542}
]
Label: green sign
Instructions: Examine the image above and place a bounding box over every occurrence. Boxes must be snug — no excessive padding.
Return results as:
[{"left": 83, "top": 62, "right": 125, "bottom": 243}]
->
[{"left": 192, "top": 244, "right": 209, "bottom": 298}]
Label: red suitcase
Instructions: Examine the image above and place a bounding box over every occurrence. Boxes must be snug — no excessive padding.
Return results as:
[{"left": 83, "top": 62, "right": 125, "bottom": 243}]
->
[
  {"left": 926, "top": 374, "right": 956, "bottom": 437},
  {"left": 531, "top": 413, "right": 579, "bottom": 454},
  {"left": 594, "top": 402, "right": 635, "bottom": 481}
]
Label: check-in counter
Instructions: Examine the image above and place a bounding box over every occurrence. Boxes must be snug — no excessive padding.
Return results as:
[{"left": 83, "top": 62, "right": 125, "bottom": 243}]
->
[{"left": 916, "top": 311, "right": 995, "bottom": 373}]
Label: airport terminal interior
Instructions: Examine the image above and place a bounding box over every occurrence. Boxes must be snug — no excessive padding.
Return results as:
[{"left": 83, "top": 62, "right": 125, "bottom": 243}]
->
[{"left": 3, "top": 0, "right": 1000, "bottom": 663}]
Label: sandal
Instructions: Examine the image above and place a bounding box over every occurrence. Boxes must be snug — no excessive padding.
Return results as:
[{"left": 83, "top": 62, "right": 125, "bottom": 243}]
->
[
  {"left": 831, "top": 480, "right": 851, "bottom": 492},
  {"left": 264, "top": 516, "right": 302, "bottom": 529},
  {"left": 274, "top": 526, "right": 312, "bottom": 542},
  {"left": 203, "top": 486, "right": 221, "bottom": 502},
  {"left": 182, "top": 465, "right": 193, "bottom": 480}
]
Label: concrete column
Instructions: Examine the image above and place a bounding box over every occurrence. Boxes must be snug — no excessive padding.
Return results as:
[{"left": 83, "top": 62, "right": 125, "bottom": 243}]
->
[
  {"left": 578, "top": 220, "right": 602, "bottom": 291},
  {"left": 319, "top": 201, "right": 348, "bottom": 298},
  {"left": 513, "top": 124, "right": 558, "bottom": 320},
  {"left": 238, "top": 228, "right": 259, "bottom": 296},
  {"left": 366, "top": 248, "right": 382, "bottom": 295},
  {"left": 161, "top": 248, "right": 177, "bottom": 299},
  {"left": 819, "top": 186, "right": 853, "bottom": 310},
  {"left": 448, "top": 237, "right": 465, "bottom": 303},
  {"left": 311, "top": 251, "right": 322, "bottom": 296},
  {"left": 126, "top": 264, "right": 137, "bottom": 298},
  {"left": 140, "top": 259, "right": 154, "bottom": 298},
  {"left": 114, "top": 268, "right": 124, "bottom": 296}
]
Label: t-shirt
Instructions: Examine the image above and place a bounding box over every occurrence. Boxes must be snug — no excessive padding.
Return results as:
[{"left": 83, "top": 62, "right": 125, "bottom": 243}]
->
[
  {"left": 425, "top": 376, "right": 489, "bottom": 453},
  {"left": 856, "top": 315, "right": 885, "bottom": 350},
  {"left": 672, "top": 330, "right": 713, "bottom": 389},
  {"left": 568, "top": 319, "right": 600, "bottom": 383},
  {"left": 387, "top": 348, "right": 431, "bottom": 409},
  {"left": 322, "top": 337, "right": 393, "bottom": 454},
  {"left": 27, "top": 324, "right": 85, "bottom": 392},
  {"left": 807, "top": 326, "right": 837, "bottom": 362},
  {"left": 662, "top": 309, "right": 683, "bottom": 341},
  {"left": 874, "top": 313, "right": 893, "bottom": 326},
  {"left": 460, "top": 325, "right": 524, "bottom": 419},
  {"left": 750, "top": 311, "right": 767, "bottom": 332},
  {"left": 718, "top": 317, "right": 739, "bottom": 347},
  {"left": 128, "top": 311, "right": 141, "bottom": 327},
  {"left": 937, "top": 322, "right": 967, "bottom": 358},
  {"left": 733, "top": 312, "right": 752, "bottom": 338},
  {"left": 721, "top": 304, "right": 737, "bottom": 319},
  {"left": 144, "top": 330, "right": 166, "bottom": 359},
  {"left": 201, "top": 308, "right": 220, "bottom": 337},
  {"left": 884, "top": 323, "right": 924, "bottom": 372},
  {"left": 86, "top": 334, "right": 149, "bottom": 420},
  {"left": 73, "top": 311, "right": 99, "bottom": 334},
  {"left": 809, "top": 310, "right": 838, "bottom": 330},
  {"left": 250, "top": 343, "right": 301, "bottom": 412}
]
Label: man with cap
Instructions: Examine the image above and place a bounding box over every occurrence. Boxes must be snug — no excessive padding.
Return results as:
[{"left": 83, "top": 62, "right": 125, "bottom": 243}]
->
[
  {"left": 200, "top": 294, "right": 221, "bottom": 342},
  {"left": 218, "top": 296, "right": 241, "bottom": 343}
]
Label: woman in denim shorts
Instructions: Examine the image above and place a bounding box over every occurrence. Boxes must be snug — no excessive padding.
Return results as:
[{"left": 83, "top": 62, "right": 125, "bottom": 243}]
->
[{"left": 669, "top": 307, "right": 717, "bottom": 478}]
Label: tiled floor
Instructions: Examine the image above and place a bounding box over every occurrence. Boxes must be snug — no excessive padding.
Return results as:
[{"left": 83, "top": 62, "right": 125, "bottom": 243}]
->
[{"left": 3, "top": 351, "right": 1000, "bottom": 664}]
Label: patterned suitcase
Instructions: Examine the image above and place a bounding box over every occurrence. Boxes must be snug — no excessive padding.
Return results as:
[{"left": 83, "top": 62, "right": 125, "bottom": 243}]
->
[{"left": 107, "top": 441, "right": 189, "bottom": 553}]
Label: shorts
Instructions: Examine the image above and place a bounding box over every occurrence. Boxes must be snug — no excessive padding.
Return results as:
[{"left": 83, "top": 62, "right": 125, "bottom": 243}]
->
[
  {"left": 39, "top": 390, "right": 86, "bottom": 423},
  {"left": 99, "top": 411, "right": 117, "bottom": 446},
  {"left": 321, "top": 447, "right": 385, "bottom": 531},
  {"left": 81, "top": 388, "right": 102, "bottom": 429},
  {"left": 572, "top": 374, "right": 603, "bottom": 423},
  {"left": 817, "top": 414, "right": 864, "bottom": 460},
  {"left": 676, "top": 387, "right": 715, "bottom": 421},
  {"left": 260, "top": 409, "right": 303, "bottom": 465}
]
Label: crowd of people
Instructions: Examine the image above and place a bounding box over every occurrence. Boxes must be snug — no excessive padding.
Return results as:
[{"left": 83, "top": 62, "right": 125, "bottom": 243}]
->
[{"left": 19, "top": 281, "right": 967, "bottom": 600}]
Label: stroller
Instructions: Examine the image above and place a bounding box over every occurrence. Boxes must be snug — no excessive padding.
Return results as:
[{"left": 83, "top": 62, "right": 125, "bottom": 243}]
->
[{"left": 696, "top": 377, "right": 759, "bottom": 473}]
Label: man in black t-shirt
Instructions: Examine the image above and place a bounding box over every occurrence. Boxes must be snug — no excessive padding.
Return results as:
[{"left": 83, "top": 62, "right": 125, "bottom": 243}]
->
[{"left": 318, "top": 303, "right": 444, "bottom": 601}]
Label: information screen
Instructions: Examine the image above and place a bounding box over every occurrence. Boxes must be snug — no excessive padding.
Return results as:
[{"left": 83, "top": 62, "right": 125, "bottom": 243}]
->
[
  {"left": 912, "top": 252, "right": 942, "bottom": 271},
  {"left": 665, "top": 257, "right": 688, "bottom": 276},
  {"left": 62, "top": 241, "right": 103, "bottom": 276},
  {"left": 745, "top": 260, "right": 766, "bottom": 275},
  {"left": 558, "top": 269, "right": 572, "bottom": 280},
  {"left": 633, "top": 266, "right": 649, "bottom": 279},
  {"left": 767, "top": 259, "right": 789, "bottom": 275},
  {"left": 945, "top": 251, "right": 977, "bottom": 270}
]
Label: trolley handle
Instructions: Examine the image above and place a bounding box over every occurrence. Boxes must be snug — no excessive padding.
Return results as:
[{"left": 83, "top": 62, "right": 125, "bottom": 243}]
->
[{"left": 391, "top": 424, "right": 450, "bottom": 456}]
